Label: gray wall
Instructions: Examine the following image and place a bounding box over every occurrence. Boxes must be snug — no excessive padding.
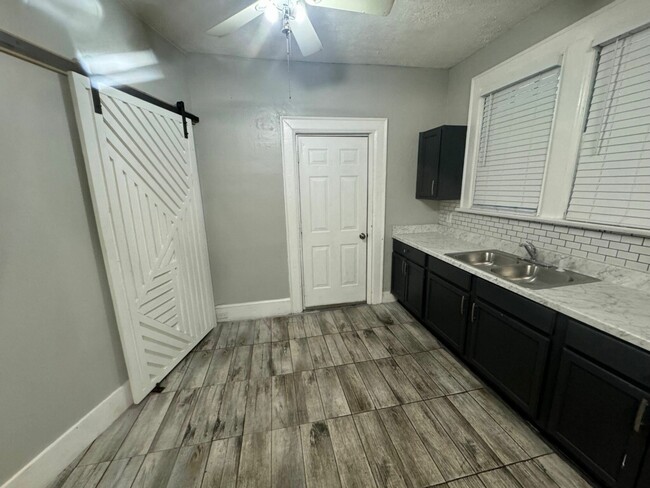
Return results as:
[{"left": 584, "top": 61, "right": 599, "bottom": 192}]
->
[
  {"left": 0, "top": 53, "right": 128, "bottom": 485},
  {"left": 187, "top": 54, "right": 448, "bottom": 304},
  {"left": 445, "top": 0, "right": 615, "bottom": 124},
  {"left": 0, "top": 2, "right": 189, "bottom": 484}
]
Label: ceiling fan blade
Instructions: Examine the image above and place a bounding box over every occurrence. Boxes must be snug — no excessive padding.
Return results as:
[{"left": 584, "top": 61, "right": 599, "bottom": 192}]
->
[
  {"left": 290, "top": 15, "right": 323, "bottom": 57},
  {"left": 305, "top": 0, "right": 394, "bottom": 16},
  {"left": 206, "top": 1, "right": 264, "bottom": 37}
]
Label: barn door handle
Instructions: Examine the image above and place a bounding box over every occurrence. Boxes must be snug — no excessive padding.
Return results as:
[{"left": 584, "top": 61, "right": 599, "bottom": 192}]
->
[
  {"left": 460, "top": 296, "right": 466, "bottom": 315},
  {"left": 634, "top": 398, "right": 648, "bottom": 432}
]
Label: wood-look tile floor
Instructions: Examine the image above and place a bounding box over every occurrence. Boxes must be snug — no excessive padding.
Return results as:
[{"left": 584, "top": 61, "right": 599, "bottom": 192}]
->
[{"left": 51, "top": 302, "right": 595, "bottom": 488}]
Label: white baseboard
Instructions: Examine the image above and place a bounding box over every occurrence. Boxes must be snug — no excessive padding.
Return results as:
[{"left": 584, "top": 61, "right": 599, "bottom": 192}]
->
[
  {"left": 1, "top": 382, "right": 132, "bottom": 488},
  {"left": 382, "top": 291, "right": 397, "bottom": 303},
  {"left": 215, "top": 298, "right": 292, "bottom": 321}
]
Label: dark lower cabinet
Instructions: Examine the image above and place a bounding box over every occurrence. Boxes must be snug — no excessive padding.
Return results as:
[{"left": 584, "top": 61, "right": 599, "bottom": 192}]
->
[
  {"left": 638, "top": 447, "right": 650, "bottom": 487},
  {"left": 466, "top": 300, "right": 550, "bottom": 417},
  {"left": 423, "top": 272, "right": 469, "bottom": 353},
  {"left": 391, "top": 253, "right": 407, "bottom": 302},
  {"left": 391, "top": 250, "right": 425, "bottom": 318},
  {"left": 391, "top": 238, "right": 650, "bottom": 487},
  {"left": 548, "top": 349, "right": 650, "bottom": 488},
  {"left": 404, "top": 260, "right": 425, "bottom": 317}
]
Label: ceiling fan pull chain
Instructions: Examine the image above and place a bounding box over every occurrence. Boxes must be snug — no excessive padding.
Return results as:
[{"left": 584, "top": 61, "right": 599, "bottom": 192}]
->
[{"left": 286, "top": 29, "right": 292, "bottom": 100}]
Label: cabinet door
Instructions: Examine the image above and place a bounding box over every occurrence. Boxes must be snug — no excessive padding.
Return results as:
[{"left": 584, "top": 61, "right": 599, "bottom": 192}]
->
[
  {"left": 637, "top": 446, "right": 650, "bottom": 488},
  {"left": 416, "top": 129, "right": 441, "bottom": 199},
  {"left": 466, "top": 300, "right": 550, "bottom": 416},
  {"left": 423, "top": 272, "right": 469, "bottom": 353},
  {"left": 404, "top": 261, "right": 425, "bottom": 318},
  {"left": 391, "top": 253, "right": 407, "bottom": 302},
  {"left": 548, "top": 349, "right": 649, "bottom": 488}
]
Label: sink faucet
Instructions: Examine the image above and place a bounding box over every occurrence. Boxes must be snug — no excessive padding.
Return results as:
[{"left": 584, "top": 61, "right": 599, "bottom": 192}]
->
[{"left": 520, "top": 241, "right": 538, "bottom": 262}]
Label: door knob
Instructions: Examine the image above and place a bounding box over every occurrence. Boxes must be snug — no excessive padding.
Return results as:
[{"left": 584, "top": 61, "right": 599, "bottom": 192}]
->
[{"left": 359, "top": 233, "right": 367, "bottom": 240}]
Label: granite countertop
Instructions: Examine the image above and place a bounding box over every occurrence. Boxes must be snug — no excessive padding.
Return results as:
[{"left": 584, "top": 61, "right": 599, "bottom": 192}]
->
[{"left": 393, "top": 231, "right": 650, "bottom": 353}]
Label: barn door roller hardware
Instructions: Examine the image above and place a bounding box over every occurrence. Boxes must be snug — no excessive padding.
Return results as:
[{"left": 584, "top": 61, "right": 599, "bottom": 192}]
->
[{"left": 177, "top": 101, "right": 189, "bottom": 138}]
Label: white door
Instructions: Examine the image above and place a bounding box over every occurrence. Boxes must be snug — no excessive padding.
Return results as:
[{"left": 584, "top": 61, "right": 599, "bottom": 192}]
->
[
  {"left": 298, "top": 136, "right": 368, "bottom": 308},
  {"left": 68, "top": 73, "right": 215, "bottom": 403}
]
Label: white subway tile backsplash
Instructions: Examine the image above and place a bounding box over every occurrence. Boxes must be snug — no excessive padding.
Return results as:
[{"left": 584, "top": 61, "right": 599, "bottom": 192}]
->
[
  {"left": 587, "top": 252, "right": 606, "bottom": 262},
  {"left": 609, "top": 242, "right": 631, "bottom": 252},
  {"left": 605, "top": 256, "right": 626, "bottom": 267},
  {"left": 630, "top": 245, "right": 650, "bottom": 255},
  {"left": 438, "top": 201, "right": 650, "bottom": 274},
  {"left": 618, "top": 251, "right": 640, "bottom": 261},
  {"left": 597, "top": 247, "right": 618, "bottom": 257},
  {"left": 622, "top": 235, "right": 645, "bottom": 245}
]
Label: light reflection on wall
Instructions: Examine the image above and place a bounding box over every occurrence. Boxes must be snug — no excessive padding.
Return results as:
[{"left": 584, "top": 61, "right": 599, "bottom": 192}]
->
[
  {"left": 22, "top": 0, "right": 164, "bottom": 86},
  {"left": 78, "top": 49, "right": 163, "bottom": 86}
]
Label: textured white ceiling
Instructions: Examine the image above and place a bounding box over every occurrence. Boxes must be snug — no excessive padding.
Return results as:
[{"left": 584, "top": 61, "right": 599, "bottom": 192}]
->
[{"left": 121, "top": 0, "right": 557, "bottom": 68}]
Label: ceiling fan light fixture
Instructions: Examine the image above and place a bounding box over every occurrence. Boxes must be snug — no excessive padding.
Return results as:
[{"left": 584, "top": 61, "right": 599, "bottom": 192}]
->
[{"left": 263, "top": 0, "right": 279, "bottom": 23}]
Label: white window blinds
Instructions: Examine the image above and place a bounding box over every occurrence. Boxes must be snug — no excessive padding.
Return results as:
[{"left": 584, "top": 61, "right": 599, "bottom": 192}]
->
[
  {"left": 567, "top": 27, "right": 650, "bottom": 229},
  {"left": 472, "top": 67, "right": 561, "bottom": 213}
]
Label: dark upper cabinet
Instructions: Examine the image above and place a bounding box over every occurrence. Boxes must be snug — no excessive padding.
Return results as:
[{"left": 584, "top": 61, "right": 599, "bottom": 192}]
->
[{"left": 416, "top": 125, "right": 467, "bottom": 200}]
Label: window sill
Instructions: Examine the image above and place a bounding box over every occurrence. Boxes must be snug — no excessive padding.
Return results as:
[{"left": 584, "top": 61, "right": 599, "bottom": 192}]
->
[{"left": 455, "top": 207, "right": 650, "bottom": 239}]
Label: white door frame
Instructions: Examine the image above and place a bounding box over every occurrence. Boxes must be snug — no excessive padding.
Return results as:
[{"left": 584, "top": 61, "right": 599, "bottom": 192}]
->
[{"left": 281, "top": 117, "right": 388, "bottom": 313}]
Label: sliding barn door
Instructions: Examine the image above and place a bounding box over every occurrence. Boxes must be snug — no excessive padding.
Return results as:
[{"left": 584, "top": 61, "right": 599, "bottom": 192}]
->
[{"left": 68, "top": 73, "right": 215, "bottom": 403}]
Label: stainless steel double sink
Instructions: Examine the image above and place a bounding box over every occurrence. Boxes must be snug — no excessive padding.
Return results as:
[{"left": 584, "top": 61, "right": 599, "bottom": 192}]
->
[{"left": 445, "top": 250, "right": 600, "bottom": 290}]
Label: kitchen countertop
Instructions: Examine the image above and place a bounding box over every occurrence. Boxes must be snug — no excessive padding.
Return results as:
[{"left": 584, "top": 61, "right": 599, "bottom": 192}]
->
[{"left": 393, "top": 231, "right": 650, "bottom": 353}]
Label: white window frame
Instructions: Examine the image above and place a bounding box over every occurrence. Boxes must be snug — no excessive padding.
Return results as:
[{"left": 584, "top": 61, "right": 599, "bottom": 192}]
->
[{"left": 459, "top": 0, "right": 650, "bottom": 237}]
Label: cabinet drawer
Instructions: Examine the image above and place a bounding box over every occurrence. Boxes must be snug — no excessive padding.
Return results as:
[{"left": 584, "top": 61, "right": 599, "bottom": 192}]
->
[
  {"left": 565, "top": 319, "right": 650, "bottom": 390},
  {"left": 475, "top": 279, "right": 556, "bottom": 335},
  {"left": 427, "top": 255, "right": 472, "bottom": 291},
  {"left": 392, "top": 240, "right": 426, "bottom": 267}
]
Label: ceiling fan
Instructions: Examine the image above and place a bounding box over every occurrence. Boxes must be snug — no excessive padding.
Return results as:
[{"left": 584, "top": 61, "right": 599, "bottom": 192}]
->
[{"left": 206, "top": 0, "right": 395, "bottom": 57}]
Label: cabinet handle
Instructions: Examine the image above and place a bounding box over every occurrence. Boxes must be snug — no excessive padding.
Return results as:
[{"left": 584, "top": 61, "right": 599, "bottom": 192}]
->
[
  {"left": 471, "top": 302, "right": 477, "bottom": 322},
  {"left": 430, "top": 179, "right": 435, "bottom": 195},
  {"left": 634, "top": 398, "right": 648, "bottom": 433},
  {"left": 460, "top": 296, "right": 466, "bottom": 315}
]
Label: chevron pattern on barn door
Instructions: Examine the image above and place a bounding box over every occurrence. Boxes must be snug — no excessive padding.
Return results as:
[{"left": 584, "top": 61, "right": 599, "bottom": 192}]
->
[{"left": 69, "top": 73, "right": 215, "bottom": 402}]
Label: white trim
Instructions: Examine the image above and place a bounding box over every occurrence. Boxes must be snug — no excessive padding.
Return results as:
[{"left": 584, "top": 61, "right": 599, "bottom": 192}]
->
[
  {"left": 1, "top": 382, "right": 132, "bottom": 488},
  {"left": 215, "top": 298, "right": 292, "bottom": 321},
  {"left": 382, "top": 291, "right": 397, "bottom": 303},
  {"left": 459, "top": 0, "right": 650, "bottom": 233},
  {"left": 281, "top": 117, "right": 388, "bottom": 314}
]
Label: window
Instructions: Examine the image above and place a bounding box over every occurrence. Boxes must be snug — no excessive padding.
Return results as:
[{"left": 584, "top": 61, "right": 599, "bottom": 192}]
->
[
  {"left": 472, "top": 67, "right": 561, "bottom": 214},
  {"left": 567, "top": 26, "right": 650, "bottom": 230}
]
